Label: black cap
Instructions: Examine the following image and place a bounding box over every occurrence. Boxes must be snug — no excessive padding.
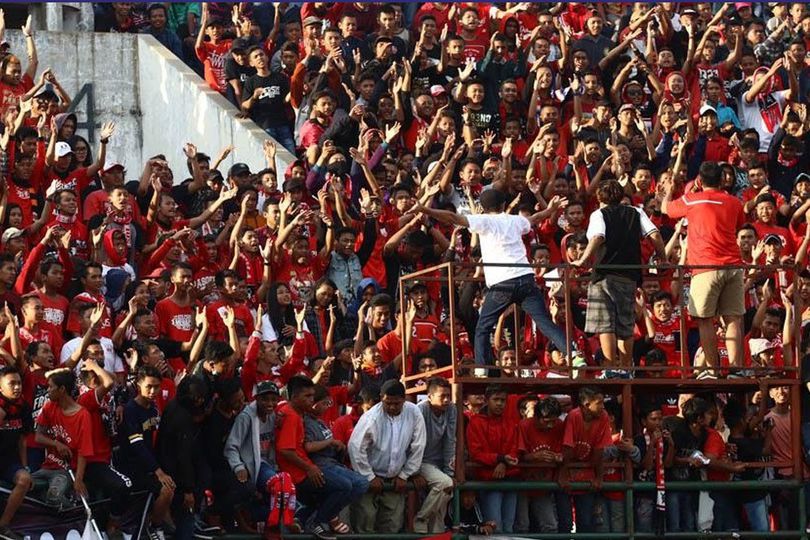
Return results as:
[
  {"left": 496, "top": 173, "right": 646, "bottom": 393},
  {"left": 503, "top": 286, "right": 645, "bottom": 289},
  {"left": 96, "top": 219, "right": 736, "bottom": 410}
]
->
[
  {"left": 34, "top": 85, "right": 58, "bottom": 101},
  {"left": 380, "top": 380, "right": 406, "bottom": 398},
  {"left": 206, "top": 17, "right": 225, "bottom": 28},
  {"left": 229, "top": 162, "right": 251, "bottom": 177},
  {"left": 231, "top": 38, "right": 250, "bottom": 53},
  {"left": 255, "top": 380, "right": 280, "bottom": 396},
  {"left": 407, "top": 281, "right": 428, "bottom": 294},
  {"left": 763, "top": 234, "right": 783, "bottom": 246}
]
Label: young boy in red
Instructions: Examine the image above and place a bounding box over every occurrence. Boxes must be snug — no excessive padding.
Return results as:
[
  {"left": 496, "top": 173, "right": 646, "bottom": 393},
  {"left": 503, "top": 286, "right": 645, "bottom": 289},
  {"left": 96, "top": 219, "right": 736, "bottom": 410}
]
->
[
  {"left": 639, "top": 291, "right": 684, "bottom": 377},
  {"left": 518, "top": 396, "right": 565, "bottom": 533},
  {"left": 32, "top": 369, "right": 94, "bottom": 507},
  {"left": 559, "top": 386, "right": 613, "bottom": 533},
  {"left": 466, "top": 384, "right": 520, "bottom": 533}
]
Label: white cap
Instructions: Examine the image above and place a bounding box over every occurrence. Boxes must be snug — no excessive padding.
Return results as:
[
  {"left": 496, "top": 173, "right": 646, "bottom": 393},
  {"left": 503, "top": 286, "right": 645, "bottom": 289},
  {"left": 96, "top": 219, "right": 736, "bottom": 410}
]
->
[
  {"left": 55, "top": 141, "right": 73, "bottom": 158},
  {"left": 699, "top": 104, "right": 717, "bottom": 116},
  {"left": 1, "top": 227, "right": 24, "bottom": 243},
  {"left": 749, "top": 338, "right": 777, "bottom": 357},
  {"left": 102, "top": 159, "right": 125, "bottom": 174}
]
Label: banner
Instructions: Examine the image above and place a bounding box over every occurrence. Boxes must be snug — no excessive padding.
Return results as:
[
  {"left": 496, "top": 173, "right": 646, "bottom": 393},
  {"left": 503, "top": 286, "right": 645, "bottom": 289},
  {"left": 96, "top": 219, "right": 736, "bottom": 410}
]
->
[{"left": 1, "top": 487, "right": 150, "bottom": 539}]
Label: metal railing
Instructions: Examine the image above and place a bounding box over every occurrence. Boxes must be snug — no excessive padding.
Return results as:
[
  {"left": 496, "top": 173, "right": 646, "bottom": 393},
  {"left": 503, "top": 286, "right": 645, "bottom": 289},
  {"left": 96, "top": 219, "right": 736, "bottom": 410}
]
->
[{"left": 392, "top": 260, "right": 808, "bottom": 539}]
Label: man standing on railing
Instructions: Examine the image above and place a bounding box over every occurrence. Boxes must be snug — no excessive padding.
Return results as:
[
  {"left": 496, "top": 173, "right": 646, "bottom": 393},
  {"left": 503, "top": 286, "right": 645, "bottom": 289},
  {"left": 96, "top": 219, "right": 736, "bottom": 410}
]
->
[
  {"left": 414, "top": 190, "right": 580, "bottom": 368},
  {"left": 571, "top": 180, "right": 666, "bottom": 378},
  {"left": 662, "top": 161, "right": 746, "bottom": 377}
]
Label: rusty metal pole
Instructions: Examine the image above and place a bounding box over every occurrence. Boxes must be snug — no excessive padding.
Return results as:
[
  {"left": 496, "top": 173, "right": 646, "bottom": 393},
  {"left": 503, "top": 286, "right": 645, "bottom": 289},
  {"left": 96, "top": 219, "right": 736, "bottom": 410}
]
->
[
  {"left": 678, "top": 263, "right": 688, "bottom": 379},
  {"left": 448, "top": 262, "right": 466, "bottom": 484},
  {"left": 563, "top": 266, "right": 573, "bottom": 376}
]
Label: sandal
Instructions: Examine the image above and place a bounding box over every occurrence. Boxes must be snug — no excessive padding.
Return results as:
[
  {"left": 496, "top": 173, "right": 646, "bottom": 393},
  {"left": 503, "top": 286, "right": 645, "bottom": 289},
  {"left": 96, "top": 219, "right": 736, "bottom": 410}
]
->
[{"left": 328, "top": 518, "right": 351, "bottom": 534}]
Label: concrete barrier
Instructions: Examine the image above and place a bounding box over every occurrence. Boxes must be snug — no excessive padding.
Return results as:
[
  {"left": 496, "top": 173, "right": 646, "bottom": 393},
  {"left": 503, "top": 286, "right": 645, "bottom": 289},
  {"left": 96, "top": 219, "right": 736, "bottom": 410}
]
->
[{"left": 2, "top": 30, "right": 293, "bottom": 183}]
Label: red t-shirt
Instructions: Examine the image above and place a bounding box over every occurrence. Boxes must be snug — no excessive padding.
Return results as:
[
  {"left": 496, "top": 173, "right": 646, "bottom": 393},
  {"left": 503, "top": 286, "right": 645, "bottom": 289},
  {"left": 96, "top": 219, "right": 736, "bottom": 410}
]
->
[
  {"left": 37, "top": 292, "right": 69, "bottom": 355},
  {"left": 649, "top": 314, "right": 683, "bottom": 377},
  {"left": 0, "top": 74, "right": 34, "bottom": 117},
  {"left": 376, "top": 330, "right": 428, "bottom": 373},
  {"left": 205, "top": 300, "right": 255, "bottom": 342},
  {"left": 518, "top": 417, "right": 564, "bottom": 482},
  {"left": 703, "top": 427, "right": 730, "bottom": 481},
  {"left": 154, "top": 297, "right": 195, "bottom": 371},
  {"left": 67, "top": 292, "right": 113, "bottom": 338},
  {"left": 37, "top": 400, "right": 95, "bottom": 471},
  {"left": 665, "top": 190, "right": 745, "bottom": 273},
  {"left": 44, "top": 168, "right": 92, "bottom": 205},
  {"left": 562, "top": 407, "right": 612, "bottom": 481},
  {"left": 77, "top": 389, "right": 112, "bottom": 463},
  {"left": 196, "top": 40, "right": 233, "bottom": 94},
  {"left": 275, "top": 403, "right": 313, "bottom": 484}
]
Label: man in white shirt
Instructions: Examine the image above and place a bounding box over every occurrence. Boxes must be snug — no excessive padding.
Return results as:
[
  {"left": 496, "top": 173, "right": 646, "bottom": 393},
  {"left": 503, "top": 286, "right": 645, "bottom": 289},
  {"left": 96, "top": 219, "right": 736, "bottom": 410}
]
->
[
  {"left": 348, "top": 380, "right": 426, "bottom": 533},
  {"left": 415, "top": 189, "right": 575, "bottom": 368},
  {"left": 571, "top": 180, "right": 666, "bottom": 375},
  {"left": 60, "top": 303, "right": 126, "bottom": 382}
]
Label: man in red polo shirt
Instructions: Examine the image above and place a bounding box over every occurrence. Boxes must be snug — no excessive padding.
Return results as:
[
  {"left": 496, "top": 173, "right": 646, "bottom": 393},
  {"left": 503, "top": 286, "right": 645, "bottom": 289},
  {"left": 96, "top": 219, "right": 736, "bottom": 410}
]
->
[
  {"left": 276, "top": 375, "right": 347, "bottom": 540},
  {"left": 663, "top": 161, "right": 746, "bottom": 375}
]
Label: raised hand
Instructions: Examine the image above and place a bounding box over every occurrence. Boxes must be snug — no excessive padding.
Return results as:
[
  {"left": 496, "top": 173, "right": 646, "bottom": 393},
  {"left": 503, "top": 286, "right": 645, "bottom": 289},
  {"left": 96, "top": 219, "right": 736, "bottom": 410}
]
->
[
  {"left": 183, "top": 143, "right": 198, "bottom": 159},
  {"left": 99, "top": 121, "right": 116, "bottom": 141}
]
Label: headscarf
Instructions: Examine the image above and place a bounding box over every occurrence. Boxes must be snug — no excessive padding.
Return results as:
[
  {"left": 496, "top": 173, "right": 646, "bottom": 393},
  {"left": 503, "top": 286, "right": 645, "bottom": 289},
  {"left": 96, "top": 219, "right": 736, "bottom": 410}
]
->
[
  {"left": 103, "top": 229, "right": 128, "bottom": 266},
  {"left": 662, "top": 71, "right": 691, "bottom": 111}
]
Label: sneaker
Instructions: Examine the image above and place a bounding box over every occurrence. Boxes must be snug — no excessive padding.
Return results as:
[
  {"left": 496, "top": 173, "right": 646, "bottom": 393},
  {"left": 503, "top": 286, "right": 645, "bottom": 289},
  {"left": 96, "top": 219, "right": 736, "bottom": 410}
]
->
[
  {"left": 696, "top": 370, "right": 717, "bottom": 380},
  {"left": 307, "top": 524, "right": 337, "bottom": 540},
  {"left": 600, "top": 368, "right": 633, "bottom": 379},
  {"left": 0, "top": 525, "right": 25, "bottom": 540},
  {"left": 148, "top": 527, "right": 166, "bottom": 540},
  {"left": 194, "top": 516, "right": 222, "bottom": 534}
]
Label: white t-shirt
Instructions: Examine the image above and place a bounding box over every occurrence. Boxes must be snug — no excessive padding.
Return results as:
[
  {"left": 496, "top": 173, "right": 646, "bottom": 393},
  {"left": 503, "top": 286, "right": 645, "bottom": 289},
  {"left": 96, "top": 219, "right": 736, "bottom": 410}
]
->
[
  {"left": 60, "top": 336, "right": 125, "bottom": 375},
  {"left": 585, "top": 206, "right": 658, "bottom": 241},
  {"left": 260, "top": 313, "right": 309, "bottom": 342},
  {"left": 738, "top": 89, "right": 788, "bottom": 152},
  {"left": 466, "top": 213, "right": 534, "bottom": 287}
]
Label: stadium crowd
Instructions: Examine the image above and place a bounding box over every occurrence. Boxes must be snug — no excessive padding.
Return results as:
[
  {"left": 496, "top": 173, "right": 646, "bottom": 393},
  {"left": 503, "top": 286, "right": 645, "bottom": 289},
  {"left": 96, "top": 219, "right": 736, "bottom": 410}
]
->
[{"left": 1, "top": 1, "right": 810, "bottom": 539}]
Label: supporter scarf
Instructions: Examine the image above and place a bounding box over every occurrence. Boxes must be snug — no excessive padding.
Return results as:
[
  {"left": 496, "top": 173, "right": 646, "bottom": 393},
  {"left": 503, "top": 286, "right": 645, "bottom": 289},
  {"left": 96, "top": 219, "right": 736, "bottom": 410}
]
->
[
  {"left": 103, "top": 230, "right": 128, "bottom": 267},
  {"left": 777, "top": 152, "right": 799, "bottom": 168},
  {"left": 662, "top": 71, "right": 691, "bottom": 112},
  {"left": 53, "top": 211, "right": 77, "bottom": 225},
  {"left": 107, "top": 207, "right": 134, "bottom": 247},
  {"left": 238, "top": 251, "right": 263, "bottom": 286},
  {"left": 646, "top": 431, "right": 666, "bottom": 536}
]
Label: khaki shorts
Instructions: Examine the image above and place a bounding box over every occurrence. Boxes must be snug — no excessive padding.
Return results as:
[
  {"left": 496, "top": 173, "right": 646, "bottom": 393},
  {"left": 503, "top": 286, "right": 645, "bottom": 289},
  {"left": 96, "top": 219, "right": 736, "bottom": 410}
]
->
[{"left": 688, "top": 268, "right": 745, "bottom": 318}]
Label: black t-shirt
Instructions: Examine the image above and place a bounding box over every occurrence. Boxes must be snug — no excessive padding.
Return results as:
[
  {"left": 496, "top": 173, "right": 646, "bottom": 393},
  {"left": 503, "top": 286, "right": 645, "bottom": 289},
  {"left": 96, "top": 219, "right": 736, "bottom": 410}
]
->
[
  {"left": 727, "top": 435, "right": 767, "bottom": 502},
  {"left": 242, "top": 73, "right": 291, "bottom": 128},
  {"left": 203, "top": 407, "right": 235, "bottom": 473},
  {"left": 0, "top": 395, "right": 33, "bottom": 458},
  {"left": 665, "top": 417, "right": 706, "bottom": 482},
  {"left": 224, "top": 57, "right": 256, "bottom": 84}
]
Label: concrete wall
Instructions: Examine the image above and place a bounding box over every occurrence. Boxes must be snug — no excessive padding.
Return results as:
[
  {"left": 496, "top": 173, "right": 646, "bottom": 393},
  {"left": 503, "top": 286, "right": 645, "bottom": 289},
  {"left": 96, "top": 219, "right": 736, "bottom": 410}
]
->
[{"left": 3, "top": 30, "right": 292, "bottom": 183}]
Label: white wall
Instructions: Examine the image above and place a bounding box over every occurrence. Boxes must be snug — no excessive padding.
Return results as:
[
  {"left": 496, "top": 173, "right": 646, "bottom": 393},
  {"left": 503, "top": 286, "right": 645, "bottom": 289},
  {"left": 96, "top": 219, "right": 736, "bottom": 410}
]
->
[{"left": 3, "top": 30, "right": 293, "bottom": 183}]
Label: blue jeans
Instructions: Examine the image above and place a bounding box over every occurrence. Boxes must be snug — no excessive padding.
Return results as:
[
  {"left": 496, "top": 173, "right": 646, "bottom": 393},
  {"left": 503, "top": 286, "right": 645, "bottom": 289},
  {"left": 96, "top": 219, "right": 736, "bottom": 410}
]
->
[
  {"left": 573, "top": 492, "right": 597, "bottom": 532},
  {"left": 257, "top": 461, "right": 277, "bottom": 497},
  {"left": 479, "top": 490, "right": 517, "bottom": 533},
  {"left": 296, "top": 464, "right": 368, "bottom": 527},
  {"left": 666, "top": 491, "right": 697, "bottom": 532},
  {"left": 743, "top": 498, "right": 769, "bottom": 532},
  {"left": 475, "top": 274, "right": 570, "bottom": 366},
  {"left": 265, "top": 125, "right": 296, "bottom": 154}
]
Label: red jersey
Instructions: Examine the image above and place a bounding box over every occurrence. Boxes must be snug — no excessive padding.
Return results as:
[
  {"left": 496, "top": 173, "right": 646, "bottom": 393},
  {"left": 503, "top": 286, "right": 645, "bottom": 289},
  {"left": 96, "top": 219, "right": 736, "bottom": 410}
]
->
[
  {"left": 562, "top": 407, "right": 612, "bottom": 482},
  {"left": 37, "top": 400, "right": 94, "bottom": 471},
  {"left": 649, "top": 314, "right": 684, "bottom": 377},
  {"left": 67, "top": 292, "right": 113, "bottom": 338},
  {"left": 703, "top": 427, "right": 730, "bottom": 481},
  {"left": 19, "top": 326, "right": 57, "bottom": 359},
  {"left": 0, "top": 74, "right": 34, "bottom": 117},
  {"left": 517, "top": 417, "right": 564, "bottom": 482},
  {"left": 196, "top": 40, "right": 233, "bottom": 94},
  {"left": 155, "top": 297, "right": 195, "bottom": 371},
  {"left": 205, "top": 300, "right": 254, "bottom": 342},
  {"left": 275, "top": 403, "right": 313, "bottom": 484},
  {"left": 77, "top": 389, "right": 113, "bottom": 463},
  {"left": 753, "top": 221, "right": 795, "bottom": 255},
  {"left": 37, "top": 292, "right": 69, "bottom": 355},
  {"left": 665, "top": 190, "right": 745, "bottom": 273}
]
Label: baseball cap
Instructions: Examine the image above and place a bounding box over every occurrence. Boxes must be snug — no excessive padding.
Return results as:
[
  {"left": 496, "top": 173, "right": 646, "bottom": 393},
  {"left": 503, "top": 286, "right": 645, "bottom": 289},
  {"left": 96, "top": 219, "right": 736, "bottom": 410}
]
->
[
  {"left": 229, "top": 162, "right": 251, "bottom": 177},
  {"left": 681, "top": 8, "right": 698, "bottom": 16},
  {"left": 302, "top": 16, "right": 322, "bottom": 28},
  {"left": 407, "top": 281, "right": 428, "bottom": 294},
  {"left": 735, "top": 2, "right": 752, "bottom": 10},
  {"left": 430, "top": 85, "right": 447, "bottom": 97},
  {"left": 1, "top": 227, "right": 25, "bottom": 244},
  {"left": 619, "top": 103, "right": 636, "bottom": 113},
  {"left": 55, "top": 141, "right": 73, "bottom": 158},
  {"left": 102, "top": 160, "right": 125, "bottom": 174},
  {"left": 206, "top": 17, "right": 225, "bottom": 28},
  {"left": 34, "top": 85, "right": 58, "bottom": 101},
  {"left": 699, "top": 104, "right": 718, "bottom": 116},
  {"left": 749, "top": 338, "right": 776, "bottom": 357},
  {"left": 795, "top": 172, "right": 810, "bottom": 184},
  {"left": 763, "top": 233, "right": 783, "bottom": 246},
  {"left": 230, "top": 38, "right": 250, "bottom": 53},
  {"left": 255, "top": 380, "right": 280, "bottom": 397}
]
